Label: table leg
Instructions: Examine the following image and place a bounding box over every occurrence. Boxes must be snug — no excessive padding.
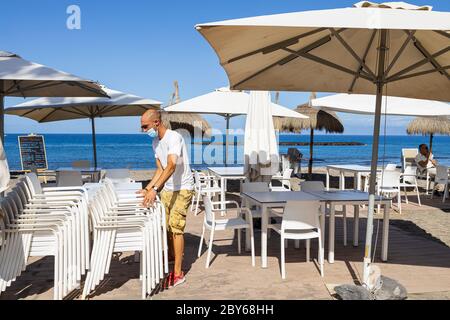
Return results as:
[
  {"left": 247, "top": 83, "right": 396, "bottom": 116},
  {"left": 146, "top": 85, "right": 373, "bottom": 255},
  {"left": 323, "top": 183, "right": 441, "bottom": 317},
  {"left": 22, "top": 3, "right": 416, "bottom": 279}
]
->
[
  {"left": 354, "top": 172, "right": 361, "bottom": 191},
  {"left": 340, "top": 171, "right": 345, "bottom": 190},
  {"left": 353, "top": 205, "right": 359, "bottom": 247},
  {"left": 220, "top": 177, "right": 226, "bottom": 212},
  {"left": 320, "top": 204, "right": 326, "bottom": 265},
  {"left": 261, "top": 204, "right": 268, "bottom": 268},
  {"left": 382, "top": 203, "right": 390, "bottom": 262},
  {"left": 328, "top": 204, "right": 335, "bottom": 263},
  {"left": 326, "top": 169, "right": 330, "bottom": 191}
]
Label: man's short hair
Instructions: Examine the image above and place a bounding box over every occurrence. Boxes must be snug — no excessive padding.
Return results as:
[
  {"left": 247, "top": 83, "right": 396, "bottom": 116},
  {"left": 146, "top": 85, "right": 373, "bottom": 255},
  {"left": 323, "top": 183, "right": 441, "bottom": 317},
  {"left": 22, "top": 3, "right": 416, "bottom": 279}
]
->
[{"left": 419, "top": 144, "right": 428, "bottom": 150}]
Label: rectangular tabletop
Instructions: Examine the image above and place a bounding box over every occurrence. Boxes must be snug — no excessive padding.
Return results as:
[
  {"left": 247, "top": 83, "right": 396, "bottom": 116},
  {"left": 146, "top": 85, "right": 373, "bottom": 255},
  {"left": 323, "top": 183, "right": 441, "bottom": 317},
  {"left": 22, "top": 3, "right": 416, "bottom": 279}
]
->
[
  {"left": 208, "top": 167, "right": 245, "bottom": 177},
  {"left": 57, "top": 167, "right": 102, "bottom": 172},
  {"left": 243, "top": 191, "right": 322, "bottom": 204},
  {"left": 326, "top": 165, "right": 372, "bottom": 172},
  {"left": 303, "top": 190, "right": 390, "bottom": 202}
]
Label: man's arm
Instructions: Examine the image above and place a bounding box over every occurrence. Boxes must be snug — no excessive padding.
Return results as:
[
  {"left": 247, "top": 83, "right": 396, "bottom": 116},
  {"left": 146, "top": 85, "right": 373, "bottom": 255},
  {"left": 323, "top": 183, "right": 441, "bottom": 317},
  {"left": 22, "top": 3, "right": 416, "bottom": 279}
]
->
[
  {"left": 143, "top": 154, "right": 178, "bottom": 206},
  {"left": 145, "top": 159, "right": 164, "bottom": 190}
]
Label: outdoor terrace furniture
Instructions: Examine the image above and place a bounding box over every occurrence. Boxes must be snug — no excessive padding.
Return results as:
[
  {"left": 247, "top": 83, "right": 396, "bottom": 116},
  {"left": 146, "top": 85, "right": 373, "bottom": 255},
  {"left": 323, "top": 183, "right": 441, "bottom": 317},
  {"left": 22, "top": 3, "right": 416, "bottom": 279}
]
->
[
  {"left": 268, "top": 201, "right": 324, "bottom": 279},
  {"left": 81, "top": 183, "right": 167, "bottom": 299},
  {"left": 104, "top": 169, "right": 134, "bottom": 184},
  {"left": 241, "top": 190, "right": 391, "bottom": 267},
  {"left": 56, "top": 170, "right": 83, "bottom": 187},
  {"left": 198, "top": 195, "right": 255, "bottom": 269},
  {"left": 399, "top": 166, "right": 422, "bottom": 206},
  {"left": 191, "top": 170, "right": 222, "bottom": 215},
  {"left": 431, "top": 165, "right": 449, "bottom": 203},
  {"left": 300, "top": 181, "right": 348, "bottom": 246},
  {"left": 377, "top": 171, "right": 403, "bottom": 214},
  {"left": 207, "top": 167, "right": 247, "bottom": 211},
  {"left": 270, "top": 168, "right": 293, "bottom": 192},
  {"left": 402, "top": 148, "right": 418, "bottom": 171},
  {"left": 0, "top": 174, "right": 90, "bottom": 300}
]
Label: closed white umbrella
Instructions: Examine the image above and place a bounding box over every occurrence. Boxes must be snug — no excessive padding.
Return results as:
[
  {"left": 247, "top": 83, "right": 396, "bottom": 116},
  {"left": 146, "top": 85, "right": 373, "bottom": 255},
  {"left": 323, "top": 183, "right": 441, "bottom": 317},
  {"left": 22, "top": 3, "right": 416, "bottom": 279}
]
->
[
  {"left": 164, "top": 87, "right": 307, "bottom": 163},
  {"left": 196, "top": 2, "right": 450, "bottom": 288},
  {"left": 6, "top": 87, "right": 162, "bottom": 167},
  {"left": 312, "top": 94, "right": 450, "bottom": 116},
  {"left": 244, "top": 91, "right": 279, "bottom": 181}
]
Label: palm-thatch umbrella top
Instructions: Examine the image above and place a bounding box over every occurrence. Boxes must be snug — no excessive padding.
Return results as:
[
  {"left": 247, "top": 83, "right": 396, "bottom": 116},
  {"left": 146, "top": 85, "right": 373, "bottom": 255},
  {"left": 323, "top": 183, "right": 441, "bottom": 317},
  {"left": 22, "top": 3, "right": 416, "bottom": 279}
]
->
[
  {"left": 407, "top": 116, "right": 450, "bottom": 151},
  {"left": 407, "top": 117, "right": 450, "bottom": 136},
  {"left": 274, "top": 93, "right": 344, "bottom": 133}
]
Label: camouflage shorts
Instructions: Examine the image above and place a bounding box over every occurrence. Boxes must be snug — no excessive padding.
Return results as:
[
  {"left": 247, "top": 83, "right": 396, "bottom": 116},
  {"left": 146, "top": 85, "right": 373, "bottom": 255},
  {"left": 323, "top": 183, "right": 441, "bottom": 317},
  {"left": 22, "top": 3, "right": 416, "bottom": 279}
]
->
[{"left": 160, "top": 189, "right": 194, "bottom": 235}]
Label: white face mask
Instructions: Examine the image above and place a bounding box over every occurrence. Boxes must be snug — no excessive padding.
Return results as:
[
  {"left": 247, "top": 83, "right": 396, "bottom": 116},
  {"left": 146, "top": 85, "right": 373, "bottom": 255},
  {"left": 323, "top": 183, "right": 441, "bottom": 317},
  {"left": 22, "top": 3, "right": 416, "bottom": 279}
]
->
[{"left": 146, "top": 128, "right": 158, "bottom": 138}]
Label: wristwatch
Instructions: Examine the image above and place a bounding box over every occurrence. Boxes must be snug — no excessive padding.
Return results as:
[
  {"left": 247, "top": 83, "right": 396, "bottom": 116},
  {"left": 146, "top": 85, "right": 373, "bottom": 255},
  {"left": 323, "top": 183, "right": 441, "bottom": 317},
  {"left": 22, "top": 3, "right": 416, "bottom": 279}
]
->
[{"left": 151, "top": 186, "right": 159, "bottom": 193}]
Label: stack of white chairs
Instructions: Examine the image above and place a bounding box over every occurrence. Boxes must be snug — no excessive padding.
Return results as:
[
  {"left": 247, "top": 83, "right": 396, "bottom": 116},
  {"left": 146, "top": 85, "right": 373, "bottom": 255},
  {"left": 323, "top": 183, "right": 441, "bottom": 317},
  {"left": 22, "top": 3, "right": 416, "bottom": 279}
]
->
[
  {"left": 191, "top": 170, "right": 221, "bottom": 215},
  {"left": 0, "top": 173, "right": 90, "bottom": 300},
  {"left": 81, "top": 179, "right": 168, "bottom": 299}
]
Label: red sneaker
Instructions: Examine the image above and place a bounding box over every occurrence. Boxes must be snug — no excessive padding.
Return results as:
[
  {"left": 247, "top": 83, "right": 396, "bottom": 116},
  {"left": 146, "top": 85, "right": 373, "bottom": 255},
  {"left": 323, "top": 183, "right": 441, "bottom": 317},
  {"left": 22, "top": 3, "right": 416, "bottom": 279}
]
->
[
  {"left": 163, "top": 272, "right": 174, "bottom": 289},
  {"left": 171, "top": 272, "right": 186, "bottom": 288}
]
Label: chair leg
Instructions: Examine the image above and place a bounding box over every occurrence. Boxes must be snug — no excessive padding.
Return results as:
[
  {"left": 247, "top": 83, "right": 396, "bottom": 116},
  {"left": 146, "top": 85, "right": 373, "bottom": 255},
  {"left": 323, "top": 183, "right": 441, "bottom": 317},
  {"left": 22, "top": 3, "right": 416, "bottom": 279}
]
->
[
  {"left": 281, "top": 236, "right": 286, "bottom": 279},
  {"left": 198, "top": 225, "right": 205, "bottom": 258},
  {"left": 397, "top": 191, "right": 402, "bottom": 214},
  {"left": 403, "top": 187, "right": 409, "bottom": 204},
  {"left": 205, "top": 228, "right": 215, "bottom": 269},
  {"left": 294, "top": 240, "right": 300, "bottom": 249},
  {"left": 416, "top": 185, "right": 422, "bottom": 206},
  {"left": 306, "top": 239, "right": 311, "bottom": 262},
  {"left": 195, "top": 192, "right": 201, "bottom": 215},
  {"left": 285, "top": 239, "right": 288, "bottom": 249},
  {"left": 237, "top": 229, "right": 241, "bottom": 254},
  {"left": 318, "top": 235, "right": 324, "bottom": 277}
]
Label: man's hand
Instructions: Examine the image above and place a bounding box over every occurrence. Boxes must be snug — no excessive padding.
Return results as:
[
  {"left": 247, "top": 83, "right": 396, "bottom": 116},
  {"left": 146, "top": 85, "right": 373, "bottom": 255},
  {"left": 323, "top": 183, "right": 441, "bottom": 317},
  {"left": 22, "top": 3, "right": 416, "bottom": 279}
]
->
[
  {"left": 136, "top": 189, "right": 147, "bottom": 196},
  {"left": 143, "top": 189, "right": 157, "bottom": 207}
]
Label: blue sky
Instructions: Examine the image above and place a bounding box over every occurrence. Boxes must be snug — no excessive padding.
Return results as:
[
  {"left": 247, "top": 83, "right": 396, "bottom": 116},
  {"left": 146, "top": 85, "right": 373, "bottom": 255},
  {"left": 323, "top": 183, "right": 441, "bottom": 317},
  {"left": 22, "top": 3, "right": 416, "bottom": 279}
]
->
[{"left": 2, "top": 0, "right": 449, "bottom": 135}]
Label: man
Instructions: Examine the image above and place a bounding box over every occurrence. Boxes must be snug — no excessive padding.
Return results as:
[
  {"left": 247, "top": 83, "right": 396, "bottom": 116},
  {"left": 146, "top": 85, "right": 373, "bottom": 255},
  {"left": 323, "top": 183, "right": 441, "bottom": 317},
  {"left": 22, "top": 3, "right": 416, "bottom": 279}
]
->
[
  {"left": 140, "top": 109, "right": 194, "bottom": 288},
  {"left": 415, "top": 144, "right": 437, "bottom": 175}
]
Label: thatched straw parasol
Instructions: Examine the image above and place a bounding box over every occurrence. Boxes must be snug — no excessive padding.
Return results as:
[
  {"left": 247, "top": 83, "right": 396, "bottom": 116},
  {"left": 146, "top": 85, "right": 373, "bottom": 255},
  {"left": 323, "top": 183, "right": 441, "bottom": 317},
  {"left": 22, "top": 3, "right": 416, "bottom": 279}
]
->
[
  {"left": 274, "top": 93, "right": 344, "bottom": 178},
  {"left": 407, "top": 116, "right": 450, "bottom": 151},
  {"left": 163, "top": 81, "right": 211, "bottom": 136}
]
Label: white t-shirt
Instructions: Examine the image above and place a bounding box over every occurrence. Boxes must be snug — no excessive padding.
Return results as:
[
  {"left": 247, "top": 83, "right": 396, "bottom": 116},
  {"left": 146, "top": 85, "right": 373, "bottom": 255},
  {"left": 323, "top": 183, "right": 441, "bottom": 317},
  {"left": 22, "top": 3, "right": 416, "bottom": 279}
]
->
[
  {"left": 152, "top": 129, "right": 194, "bottom": 192},
  {"left": 415, "top": 152, "right": 434, "bottom": 173}
]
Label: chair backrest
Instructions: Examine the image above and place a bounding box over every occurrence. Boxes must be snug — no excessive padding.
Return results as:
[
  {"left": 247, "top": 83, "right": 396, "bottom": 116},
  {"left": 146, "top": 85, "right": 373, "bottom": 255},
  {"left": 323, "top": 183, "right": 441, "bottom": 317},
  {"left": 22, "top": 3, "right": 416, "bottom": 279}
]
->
[
  {"left": 403, "top": 166, "right": 418, "bottom": 184},
  {"left": 25, "top": 173, "right": 43, "bottom": 195},
  {"left": 105, "top": 169, "right": 132, "bottom": 183},
  {"left": 56, "top": 170, "right": 83, "bottom": 187},
  {"left": 300, "top": 181, "right": 325, "bottom": 192},
  {"left": 385, "top": 163, "right": 398, "bottom": 171},
  {"left": 281, "top": 168, "right": 293, "bottom": 188},
  {"left": 378, "top": 171, "right": 401, "bottom": 188},
  {"left": 242, "top": 182, "right": 270, "bottom": 193},
  {"left": 281, "top": 201, "right": 321, "bottom": 231},
  {"left": 436, "top": 165, "right": 449, "bottom": 182},
  {"left": 202, "top": 195, "right": 215, "bottom": 225},
  {"left": 72, "top": 160, "right": 91, "bottom": 168},
  {"left": 402, "top": 148, "right": 418, "bottom": 169}
]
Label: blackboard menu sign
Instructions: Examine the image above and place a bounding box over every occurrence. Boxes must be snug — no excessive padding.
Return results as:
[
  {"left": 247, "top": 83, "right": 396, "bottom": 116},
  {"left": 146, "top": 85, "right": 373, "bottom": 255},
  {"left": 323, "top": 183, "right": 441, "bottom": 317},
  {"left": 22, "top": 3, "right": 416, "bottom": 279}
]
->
[{"left": 18, "top": 135, "right": 48, "bottom": 170}]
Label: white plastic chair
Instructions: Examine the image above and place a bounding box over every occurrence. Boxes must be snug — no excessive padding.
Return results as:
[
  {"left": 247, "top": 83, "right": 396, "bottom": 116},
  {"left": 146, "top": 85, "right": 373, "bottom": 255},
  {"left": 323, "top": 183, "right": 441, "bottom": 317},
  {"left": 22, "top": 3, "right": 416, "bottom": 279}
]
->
[
  {"left": 56, "top": 170, "right": 83, "bottom": 187},
  {"left": 300, "top": 180, "right": 349, "bottom": 245},
  {"left": 191, "top": 170, "right": 221, "bottom": 215},
  {"left": 400, "top": 166, "right": 421, "bottom": 206},
  {"left": 269, "top": 201, "right": 324, "bottom": 279},
  {"left": 431, "top": 165, "right": 449, "bottom": 203},
  {"left": 377, "top": 171, "right": 402, "bottom": 214},
  {"left": 270, "top": 168, "right": 293, "bottom": 192},
  {"left": 198, "top": 195, "right": 255, "bottom": 268},
  {"left": 402, "top": 148, "right": 418, "bottom": 171}
]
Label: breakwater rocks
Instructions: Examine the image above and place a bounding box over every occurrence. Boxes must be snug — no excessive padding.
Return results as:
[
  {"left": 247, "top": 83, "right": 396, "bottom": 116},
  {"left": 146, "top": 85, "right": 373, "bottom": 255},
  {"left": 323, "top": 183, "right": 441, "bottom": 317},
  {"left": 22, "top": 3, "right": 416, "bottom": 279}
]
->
[{"left": 194, "top": 141, "right": 366, "bottom": 146}]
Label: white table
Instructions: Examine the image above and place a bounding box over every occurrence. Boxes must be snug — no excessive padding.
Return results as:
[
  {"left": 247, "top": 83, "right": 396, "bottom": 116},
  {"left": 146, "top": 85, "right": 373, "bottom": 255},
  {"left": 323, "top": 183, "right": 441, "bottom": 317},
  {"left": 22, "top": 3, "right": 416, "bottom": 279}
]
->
[
  {"left": 326, "top": 165, "right": 375, "bottom": 191},
  {"left": 242, "top": 190, "right": 391, "bottom": 268},
  {"left": 57, "top": 167, "right": 102, "bottom": 182},
  {"left": 208, "top": 167, "right": 246, "bottom": 210}
]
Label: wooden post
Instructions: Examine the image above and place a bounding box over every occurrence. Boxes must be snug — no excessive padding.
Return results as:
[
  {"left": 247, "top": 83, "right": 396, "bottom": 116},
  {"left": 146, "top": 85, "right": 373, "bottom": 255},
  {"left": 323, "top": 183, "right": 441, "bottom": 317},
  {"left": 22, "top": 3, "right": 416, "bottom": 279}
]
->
[{"left": 308, "top": 128, "right": 314, "bottom": 179}]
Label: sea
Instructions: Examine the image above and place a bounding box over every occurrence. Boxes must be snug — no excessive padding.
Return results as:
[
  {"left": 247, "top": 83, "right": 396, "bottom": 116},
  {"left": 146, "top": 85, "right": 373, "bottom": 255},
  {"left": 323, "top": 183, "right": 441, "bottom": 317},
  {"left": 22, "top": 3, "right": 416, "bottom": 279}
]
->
[{"left": 3, "top": 133, "right": 450, "bottom": 171}]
